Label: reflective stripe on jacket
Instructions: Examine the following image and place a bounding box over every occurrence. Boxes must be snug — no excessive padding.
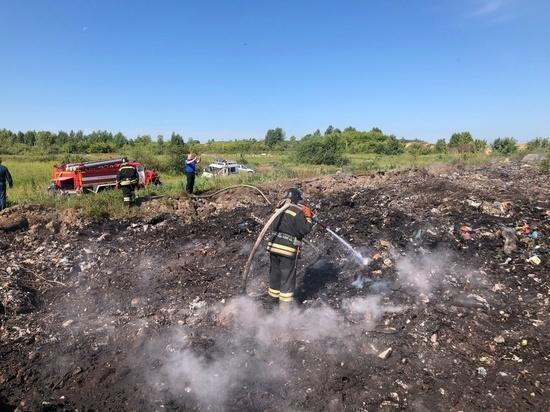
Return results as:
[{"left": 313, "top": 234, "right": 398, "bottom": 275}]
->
[{"left": 266, "top": 203, "right": 313, "bottom": 257}]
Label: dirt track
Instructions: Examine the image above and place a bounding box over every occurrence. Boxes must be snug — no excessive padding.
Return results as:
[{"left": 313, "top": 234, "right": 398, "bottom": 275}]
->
[{"left": 1, "top": 161, "right": 549, "bottom": 411}]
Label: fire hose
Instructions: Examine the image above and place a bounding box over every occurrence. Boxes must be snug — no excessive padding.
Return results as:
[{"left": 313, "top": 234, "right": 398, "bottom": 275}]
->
[
  {"left": 240, "top": 199, "right": 291, "bottom": 293},
  {"left": 240, "top": 202, "right": 324, "bottom": 294},
  {"left": 190, "top": 184, "right": 272, "bottom": 205}
]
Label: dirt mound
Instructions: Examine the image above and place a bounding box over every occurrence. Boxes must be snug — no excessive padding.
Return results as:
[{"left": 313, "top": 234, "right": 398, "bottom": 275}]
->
[{"left": 1, "top": 161, "right": 549, "bottom": 411}]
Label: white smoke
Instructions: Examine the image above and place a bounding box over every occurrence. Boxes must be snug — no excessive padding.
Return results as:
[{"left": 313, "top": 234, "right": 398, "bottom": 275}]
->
[
  {"left": 150, "top": 295, "right": 403, "bottom": 409},
  {"left": 395, "top": 249, "right": 453, "bottom": 295}
]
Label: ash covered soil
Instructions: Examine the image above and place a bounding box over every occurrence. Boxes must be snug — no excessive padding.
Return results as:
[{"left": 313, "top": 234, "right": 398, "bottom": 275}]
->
[{"left": 1, "top": 161, "right": 549, "bottom": 411}]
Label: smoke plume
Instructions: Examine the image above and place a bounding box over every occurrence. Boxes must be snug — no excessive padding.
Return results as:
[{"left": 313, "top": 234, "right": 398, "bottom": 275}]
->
[{"left": 150, "top": 295, "right": 403, "bottom": 409}]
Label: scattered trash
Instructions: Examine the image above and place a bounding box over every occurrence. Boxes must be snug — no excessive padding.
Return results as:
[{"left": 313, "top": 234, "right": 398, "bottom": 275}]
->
[
  {"left": 460, "top": 225, "right": 474, "bottom": 241},
  {"left": 500, "top": 228, "right": 518, "bottom": 255},
  {"left": 189, "top": 297, "right": 207, "bottom": 311},
  {"left": 62, "top": 319, "right": 74, "bottom": 328},
  {"left": 466, "top": 199, "right": 481, "bottom": 208},
  {"left": 494, "top": 335, "right": 505, "bottom": 344},
  {"left": 500, "top": 257, "right": 512, "bottom": 265},
  {"left": 0, "top": 162, "right": 547, "bottom": 411},
  {"left": 481, "top": 201, "right": 513, "bottom": 217},
  {"left": 480, "top": 356, "right": 495, "bottom": 366},
  {"left": 527, "top": 256, "right": 541, "bottom": 266}
]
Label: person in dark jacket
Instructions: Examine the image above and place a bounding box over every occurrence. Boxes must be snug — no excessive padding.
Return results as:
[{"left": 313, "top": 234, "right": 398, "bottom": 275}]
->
[
  {"left": 184, "top": 153, "right": 201, "bottom": 194},
  {"left": 0, "top": 158, "right": 14, "bottom": 211},
  {"left": 266, "top": 188, "right": 314, "bottom": 306},
  {"left": 116, "top": 160, "right": 139, "bottom": 207}
]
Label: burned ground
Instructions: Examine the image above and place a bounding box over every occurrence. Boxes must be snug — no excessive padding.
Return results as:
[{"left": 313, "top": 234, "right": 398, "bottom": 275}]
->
[{"left": 1, "top": 161, "right": 549, "bottom": 411}]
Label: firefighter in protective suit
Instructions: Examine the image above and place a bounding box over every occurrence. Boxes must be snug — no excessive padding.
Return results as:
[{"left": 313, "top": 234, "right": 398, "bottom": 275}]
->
[
  {"left": 267, "top": 188, "right": 314, "bottom": 305},
  {"left": 117, "top": 160, "right": 139, "bottom": 207}
]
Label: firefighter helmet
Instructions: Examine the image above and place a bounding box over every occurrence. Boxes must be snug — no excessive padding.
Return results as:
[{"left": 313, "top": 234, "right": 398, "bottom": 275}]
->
[{"left": 285, "top": 188, "right": 303, "bottom": 204}]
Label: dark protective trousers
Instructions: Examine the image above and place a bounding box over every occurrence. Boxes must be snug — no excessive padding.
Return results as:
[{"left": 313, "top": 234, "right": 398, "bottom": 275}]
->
[
  {"left": 185, "top": 172, "right": 196, "bottom": 194},
  {"left": 269, "top": 253, "right": 298, "bottom": 302},
  {"left": 121, "top": 184, "right": 136, "bottom": 206},
  {"left": 0, "top": 183, "right": 6, "bottom": 210}
]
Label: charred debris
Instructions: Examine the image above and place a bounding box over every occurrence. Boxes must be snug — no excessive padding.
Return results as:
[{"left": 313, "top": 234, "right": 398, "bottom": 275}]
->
[{"left": 1, "top": 161, "right": 549, "bottom": 411}]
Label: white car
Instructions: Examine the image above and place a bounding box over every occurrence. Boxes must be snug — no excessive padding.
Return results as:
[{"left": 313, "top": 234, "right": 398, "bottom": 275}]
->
[
  {"left": 201, "top": 160, "right": 255, "bottom": 178},
  {"left": 236, "top": 164, "right": 255, "bottom": 173}
]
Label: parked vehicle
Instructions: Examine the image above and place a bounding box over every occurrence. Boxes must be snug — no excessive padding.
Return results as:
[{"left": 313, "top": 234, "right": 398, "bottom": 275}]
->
[
  {"left": 202, "top": 159, "right": 255, "bottom": 178},
  {"left": 236, "top": 164, "right": 255, "bottom": 173},
  {"left": 50, "top": 158, "right": 160, "bottom": 194}
]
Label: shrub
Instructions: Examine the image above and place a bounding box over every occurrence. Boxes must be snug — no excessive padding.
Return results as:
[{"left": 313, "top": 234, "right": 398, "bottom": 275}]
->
[
  {"left": 166, "top": 143, "right": 189, "bottom": 174},
  {"left": 434, "top": 139, "right": 447, "bottom": 153},
  {"left": 527, "top": 137, "right": 550, "bottom": 151},
  {"left": 126, "top": 144, "right": 162, "bottom": 170},
  {"left": 295, "top": 134, "right": 349, "bottom": 165},
  {"left": 374, "top": 137, "right": 405, "bottom": 155},
  {"left": 492, "top": 137, "right": 517, "bottom": 155},
  {"left": 449, "top": 131, "right": 474, "bottom": 153},
  {"left": 407, "top": 143, "right": 431, "bottom": 156}
]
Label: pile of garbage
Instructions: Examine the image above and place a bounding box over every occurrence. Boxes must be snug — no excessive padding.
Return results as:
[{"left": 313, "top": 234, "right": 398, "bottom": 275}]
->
[{"left": 0, "top": 160, "right": 548, "bottom": 411}]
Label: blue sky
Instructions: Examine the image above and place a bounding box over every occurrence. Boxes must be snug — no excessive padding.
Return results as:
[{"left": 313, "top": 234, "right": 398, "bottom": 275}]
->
[{"left": 0, "top": 0, "right": 549, "bottom": 142}]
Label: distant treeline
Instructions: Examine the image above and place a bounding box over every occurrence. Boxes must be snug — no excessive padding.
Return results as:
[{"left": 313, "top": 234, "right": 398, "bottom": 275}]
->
[
  {"left": 1, "top": 127, "right": 547, "bottom": 163},
  {"left": 0, "top": 126, "right": 408, "bottom": 155}
]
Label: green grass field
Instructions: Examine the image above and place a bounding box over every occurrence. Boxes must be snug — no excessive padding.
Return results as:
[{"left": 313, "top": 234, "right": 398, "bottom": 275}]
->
[{"left": 0, "top": 151, "right": 505, "bottom": 218}]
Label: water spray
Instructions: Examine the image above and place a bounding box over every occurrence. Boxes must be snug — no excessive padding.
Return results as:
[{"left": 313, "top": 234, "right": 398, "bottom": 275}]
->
[{"left": 314, "top": 219, "right": 371, "bottom": 267}]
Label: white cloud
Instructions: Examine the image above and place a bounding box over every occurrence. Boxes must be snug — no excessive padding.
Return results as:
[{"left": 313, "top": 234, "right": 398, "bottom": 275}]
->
[
  {"left": 468, "top": 0, "right": 518, "bottom": 24},
  {"left": 472, "top": 0, "right": 508, "bottom": 16}
]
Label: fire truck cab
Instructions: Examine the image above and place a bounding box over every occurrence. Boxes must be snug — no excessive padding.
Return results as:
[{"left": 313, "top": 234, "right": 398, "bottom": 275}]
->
[{"left": 51, "top": 158, "right": 160, "bottom": 194}]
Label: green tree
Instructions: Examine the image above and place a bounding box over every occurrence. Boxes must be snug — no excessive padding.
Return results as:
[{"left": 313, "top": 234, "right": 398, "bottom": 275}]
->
[
  {"left": 373, "top": 136, "right": 405, "bottom": 155},
  {"left": 325, "top": 125, "right": 334, "bottom": 135},
  {"left": 265, "top": 128, "right": 285, "bottom": 148},
  {"left": 492, "top": 137, "right": 517, "bottom": 155},
  {"left": 434, "top": 138, "right": 447, "bottom": 153},
  {"left": 296, "top": 134, "right": 348, "bottom": 165},
  {"left": 449, "top": 131, "right": 474, "bottom": 153},
  {"left": 36, "top": 131, "right": 56, "bottom": 152},
  {"left": 527, "top": 137, "right": 550, "bottom": 151},
  {"left": 473, "top": 139, "right": 487, "bottom": 153},
  {"left": 134, "top": 135, "right": 152, "bottom": 145},
  {"left": 170, "top": 132, "right": 184, "bottom": 146},
  {"left": 113, "top": 132, "right": 128, "bottom": 147}
]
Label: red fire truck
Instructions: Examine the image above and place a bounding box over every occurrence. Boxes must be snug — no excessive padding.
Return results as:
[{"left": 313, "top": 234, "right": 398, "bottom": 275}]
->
[{"left": 51, "top": 158, "right": 160, "bottom": 194}]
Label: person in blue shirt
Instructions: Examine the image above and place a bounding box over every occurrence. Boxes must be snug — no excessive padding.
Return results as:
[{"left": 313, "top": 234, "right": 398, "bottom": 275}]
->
[
  {"left": 0, "top": 158, "right": 14, "bottom": 211},
  {"left": 184, "top": 153, "right": 201, "bottom": 194}
]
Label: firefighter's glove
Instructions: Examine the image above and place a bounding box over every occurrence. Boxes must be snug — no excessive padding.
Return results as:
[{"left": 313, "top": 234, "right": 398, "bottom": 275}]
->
[{"left": 302, "top": 205, "right": 313, "bottom": 219}]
